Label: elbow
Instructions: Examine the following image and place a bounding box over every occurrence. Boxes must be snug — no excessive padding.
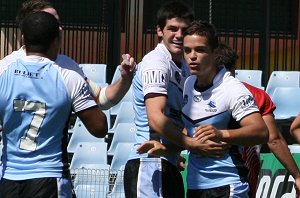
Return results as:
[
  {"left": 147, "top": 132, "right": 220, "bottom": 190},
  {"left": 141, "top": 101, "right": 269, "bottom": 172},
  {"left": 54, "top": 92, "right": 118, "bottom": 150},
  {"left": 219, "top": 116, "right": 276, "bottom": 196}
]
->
[{"left": 90, "top": 120, "right": 108, "bottom": 138}]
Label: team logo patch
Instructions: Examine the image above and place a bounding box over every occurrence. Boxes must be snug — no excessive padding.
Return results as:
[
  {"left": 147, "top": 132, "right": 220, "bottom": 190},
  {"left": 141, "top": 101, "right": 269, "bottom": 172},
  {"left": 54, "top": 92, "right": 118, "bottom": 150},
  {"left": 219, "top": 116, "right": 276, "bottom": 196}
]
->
[
  {"left": 143, "top": 69, "right": 168, "bottom": 89},
  {"left": 193, "top": 95, "right": 202, "bottom": 102},
  {"left": 237, "top": 95, "right": 255, "bottom": 109},
  {"left": 205, "top": 100, "right": 217, "bottom": 112}
]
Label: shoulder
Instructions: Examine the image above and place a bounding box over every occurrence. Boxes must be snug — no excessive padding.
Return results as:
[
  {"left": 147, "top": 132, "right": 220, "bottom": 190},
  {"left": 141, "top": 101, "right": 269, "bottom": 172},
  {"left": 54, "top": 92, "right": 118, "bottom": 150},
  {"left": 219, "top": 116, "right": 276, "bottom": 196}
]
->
[
  {"left": 55, "top": 54, "right": 85, "bottom": 78},
  {"left": 0, "top": 48, "right": 25, "bottom": 67}
]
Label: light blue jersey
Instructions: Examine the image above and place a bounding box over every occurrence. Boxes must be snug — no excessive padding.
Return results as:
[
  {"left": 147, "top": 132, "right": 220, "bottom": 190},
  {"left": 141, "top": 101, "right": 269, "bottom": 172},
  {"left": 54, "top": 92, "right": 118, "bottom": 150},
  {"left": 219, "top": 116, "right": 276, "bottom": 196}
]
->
[
  {"left": 0, "top": 56, "right": 96, "bottom": 180},
  {"left": 129, "top": 43, "right": 190, "bottom": 165},
  {"left": 182, "top": 67, "right": 259, "bottom": 190}
]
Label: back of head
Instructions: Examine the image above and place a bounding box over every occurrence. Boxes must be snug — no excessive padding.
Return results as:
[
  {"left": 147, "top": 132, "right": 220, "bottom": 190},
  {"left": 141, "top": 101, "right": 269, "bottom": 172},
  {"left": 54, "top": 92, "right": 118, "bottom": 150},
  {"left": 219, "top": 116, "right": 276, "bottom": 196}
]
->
[
  {"left": 157, "top": 1, "right": 194, "bottom": 29},
  {"left": 16, "top": 0, "right": 53, "bottom": 29},
  {"left": 214, "top": 43, "right": 239, "bottom": 71},
  {"left": 183, "top": 20, "right": 219, "bottom": 51},
  {"left": 22, "top": 11, "right": 59, "bottom": 54}
]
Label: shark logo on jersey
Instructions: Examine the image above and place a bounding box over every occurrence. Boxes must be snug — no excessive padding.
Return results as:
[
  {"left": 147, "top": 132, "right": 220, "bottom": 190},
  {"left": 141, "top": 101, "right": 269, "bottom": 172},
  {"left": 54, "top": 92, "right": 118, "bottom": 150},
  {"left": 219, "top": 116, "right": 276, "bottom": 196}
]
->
[
  {"left": 143, "top": 69, "right": 168, "bottom": 88},
  {"left": 175, "top": 71, "right": 181, "bottom": 84},
  {"left": 183, "top": 94, "right": 188, "bottom": 106},
  {"left": 205, "top": 100, "right": 217, "bottom": 112},
  {"left": 193, "top": 95, "right": 202, "bottom": 102},
  {"left": 237, "top": 95, "right": 255, "bottom": 109}
]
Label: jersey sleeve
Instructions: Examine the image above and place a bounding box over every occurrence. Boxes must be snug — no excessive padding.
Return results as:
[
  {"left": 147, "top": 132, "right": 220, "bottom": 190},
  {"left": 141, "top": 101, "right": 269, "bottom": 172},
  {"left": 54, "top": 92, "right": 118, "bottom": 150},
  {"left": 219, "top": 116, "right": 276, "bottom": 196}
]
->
[
  {"left": 242, "top": 82, "right": 276, "bottom": 116},
  {"left": 228, "top": 80, "right": 260, "bottom": 122},
  {"left": 58, "top": 66, "right": 97, "bottom": 112},
  {"left": 139, "top": 56, "right": 170, "bottom": 97}
]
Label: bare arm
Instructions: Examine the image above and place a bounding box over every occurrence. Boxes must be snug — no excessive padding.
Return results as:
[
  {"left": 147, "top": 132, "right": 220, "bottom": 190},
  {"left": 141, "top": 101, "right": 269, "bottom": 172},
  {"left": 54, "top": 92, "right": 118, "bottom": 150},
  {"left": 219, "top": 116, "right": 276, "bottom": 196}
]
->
[
  {"left": 291, "top": 113, "right": 300, "bottom": 144},
  {"left": 76, "top": 106, "right": 108, "bottom": 138},
  {"left": 105, "top": 54, "right": 135, "bottom": 104},
  {"left": 265, "top": 114, "right": 300, "bottom": 193},
  {"left": 221, "top": 112, "right": 269, "bottom": 146}
]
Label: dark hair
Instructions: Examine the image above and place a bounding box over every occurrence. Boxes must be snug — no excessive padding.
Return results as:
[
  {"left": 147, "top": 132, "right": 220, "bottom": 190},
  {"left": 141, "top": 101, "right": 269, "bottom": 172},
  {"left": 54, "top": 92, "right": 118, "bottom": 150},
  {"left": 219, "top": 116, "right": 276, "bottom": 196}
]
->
[
  {"left": 22, "top": 11, "right": 59, "bottom": 53},
  {"left": 156, "top": 1, "right": 194, "bottom": 30},
  {"left": 16, "top": 0, "right": 54, "bottom": 29},
  {"left": 183, "top": 20, "right": 219, "bottom": 51},
  {"left": 214, "top": 43, "right": 239, "bottom": 70}
]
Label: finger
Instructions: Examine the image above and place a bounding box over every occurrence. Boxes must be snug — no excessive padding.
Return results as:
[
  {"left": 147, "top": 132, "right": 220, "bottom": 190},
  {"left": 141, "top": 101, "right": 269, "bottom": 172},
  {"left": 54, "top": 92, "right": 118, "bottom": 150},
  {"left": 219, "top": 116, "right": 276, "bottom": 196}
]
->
[{"left": 121, "top": 54, "right": 130, "bottom": 65}]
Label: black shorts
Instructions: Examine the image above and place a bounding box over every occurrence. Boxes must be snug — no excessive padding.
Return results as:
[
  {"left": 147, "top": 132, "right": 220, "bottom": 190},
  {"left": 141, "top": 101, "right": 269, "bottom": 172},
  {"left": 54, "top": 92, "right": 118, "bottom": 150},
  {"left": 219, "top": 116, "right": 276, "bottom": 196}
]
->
[
  {"left": 124, "top": 158, "right": 184, "bottom": 198},
  {"left": 0, "top": 177, "right": 76, "bottom": 198}
]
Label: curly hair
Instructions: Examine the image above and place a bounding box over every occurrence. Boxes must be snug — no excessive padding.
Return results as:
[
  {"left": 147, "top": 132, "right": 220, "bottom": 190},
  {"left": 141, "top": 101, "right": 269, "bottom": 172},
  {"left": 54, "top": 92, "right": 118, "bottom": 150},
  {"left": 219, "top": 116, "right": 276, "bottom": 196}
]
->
[{"left": 214, "top": 43, "right": 239, "bottom": 70}]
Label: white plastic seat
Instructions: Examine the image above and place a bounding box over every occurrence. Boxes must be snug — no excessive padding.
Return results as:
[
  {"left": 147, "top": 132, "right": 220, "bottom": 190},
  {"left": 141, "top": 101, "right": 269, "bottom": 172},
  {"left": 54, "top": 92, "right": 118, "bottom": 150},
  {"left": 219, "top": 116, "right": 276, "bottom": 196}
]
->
[
  {"left": 108, "top": 101, "right": 135, "bottom": 134},
  {"left": 70, "top": 142, "right": 108, "bottom": 170},
  {"left": 235, "top": 69, "right": 263, "bottom": 88},
  {"left": 110, "top": 142, "right": 134, "bottom": 171},
  {"left": 271, "top": 87, "right": 300, "bottom": 121},
  {"left": 107, "top": 123, "right": 136, "bottom": 156},
  {"left": 67, "top": 116, "right": 107, "bottom": 153},
  {"left": 266, "top": 71, "right": 300, "bottom": 97},
  {"left": 80, "top": 64, "right": 107, "bottom": 84}
]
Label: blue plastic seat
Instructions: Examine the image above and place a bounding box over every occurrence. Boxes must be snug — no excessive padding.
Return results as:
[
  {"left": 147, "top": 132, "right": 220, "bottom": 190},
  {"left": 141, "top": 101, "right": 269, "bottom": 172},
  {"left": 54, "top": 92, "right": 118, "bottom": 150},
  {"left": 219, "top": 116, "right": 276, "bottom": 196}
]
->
[
  {"left": 70, "top": 142, "right": 108, "bottom": 170},
  {"left": 110, "top": 65, "right": 121, "bottom": 84},
  {"left": 108, "top": 101, "right": 135, "bottom": 134},
  {"left": 271, "top": 87, "right": 300, "bottom": 121},
  {"left": 235, "top": 69, "right": 263, "bottom": 89},
  {"left": 266, "top": 71, "right": 300, "bottom": 97},
  {"left": 67, "top": 116, "right": 107, "bottom": 153},
  {"left": 107, "top": 123, "right": 136, "bottom": 156},
  {"left": 80, "top": 64, "right": 107, "bottom": 84},
  {"left": 110, "top": 142, "right": 134, "bottom": 171}
]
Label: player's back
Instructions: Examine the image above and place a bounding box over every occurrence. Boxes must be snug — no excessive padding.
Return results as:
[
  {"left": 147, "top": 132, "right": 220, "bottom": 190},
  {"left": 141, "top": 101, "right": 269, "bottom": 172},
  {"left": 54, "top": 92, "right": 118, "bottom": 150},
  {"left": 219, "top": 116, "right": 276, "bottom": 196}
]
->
[{"left": 0, "top": 56, "right": 72, "bottom": 180}]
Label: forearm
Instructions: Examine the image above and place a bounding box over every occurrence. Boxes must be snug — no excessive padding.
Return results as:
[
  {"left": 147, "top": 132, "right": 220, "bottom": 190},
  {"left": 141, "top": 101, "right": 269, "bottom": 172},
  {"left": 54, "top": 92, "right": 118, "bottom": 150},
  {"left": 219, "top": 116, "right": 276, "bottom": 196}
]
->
[
  {"left": 220, "top": 125, "right": 268, "bottom": 146},
  {"left": 105, "top": 76, "right": 132, "bottom": 104},
  {"left": 268, "top": 137, "right": 300, "bottom": 179},
  {"left": 148, "top": 114, "right": 194, "bottom": 151}
]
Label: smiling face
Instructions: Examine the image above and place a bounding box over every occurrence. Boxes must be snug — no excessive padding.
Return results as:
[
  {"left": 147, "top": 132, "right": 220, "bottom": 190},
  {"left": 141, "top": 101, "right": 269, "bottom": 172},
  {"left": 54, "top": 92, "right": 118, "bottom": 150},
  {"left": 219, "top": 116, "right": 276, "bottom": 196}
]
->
[
  {"left": 157, "top": 17, "right": 189, "bottom": 63},
  {"left": 183, "top": 34, "right": 217, "bottom": 86}
]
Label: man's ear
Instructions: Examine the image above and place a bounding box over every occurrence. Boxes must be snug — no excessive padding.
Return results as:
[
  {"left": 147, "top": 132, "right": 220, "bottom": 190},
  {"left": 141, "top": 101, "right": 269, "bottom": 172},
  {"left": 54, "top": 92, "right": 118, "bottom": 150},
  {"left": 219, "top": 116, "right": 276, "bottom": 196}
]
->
[{"left": 157, "top": 25, "right": 163, "bottom": 38}]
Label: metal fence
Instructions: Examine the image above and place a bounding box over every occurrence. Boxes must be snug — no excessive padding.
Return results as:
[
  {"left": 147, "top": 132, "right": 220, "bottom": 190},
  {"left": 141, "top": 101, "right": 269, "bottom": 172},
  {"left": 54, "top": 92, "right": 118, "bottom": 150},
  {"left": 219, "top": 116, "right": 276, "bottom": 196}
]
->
[{"left": 1, "top": 0, "right": 299, "bottom": 85}]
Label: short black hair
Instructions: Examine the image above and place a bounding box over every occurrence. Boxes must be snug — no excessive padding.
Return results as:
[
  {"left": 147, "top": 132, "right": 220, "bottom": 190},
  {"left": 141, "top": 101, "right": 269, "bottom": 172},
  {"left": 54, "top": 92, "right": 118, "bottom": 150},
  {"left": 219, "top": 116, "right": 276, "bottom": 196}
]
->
[
  {"left": 16, "top": 0, "right": 54, "bottom": 29},
  {"left": 157, "top": 1, "right": 194, "bottom": 30},
  {"left": 22, "top": 11, "right": 59, "bottom": 53},
  {"left": 214, "top": 43, "right": 239, "bottom": 70},
  {"left": 183, "top": 20, "right": 219, "bottom": 51}
]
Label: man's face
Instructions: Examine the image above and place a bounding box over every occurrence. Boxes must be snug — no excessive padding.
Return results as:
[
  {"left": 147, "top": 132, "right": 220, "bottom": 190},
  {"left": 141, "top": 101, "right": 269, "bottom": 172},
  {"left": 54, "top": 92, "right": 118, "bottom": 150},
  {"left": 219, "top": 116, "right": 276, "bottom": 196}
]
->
[
  {"left": 183, "top": 34, "right": 215, "bottom": 77},
  {"left": 157, "top": 18, "right": 189, "bottom": 61}
]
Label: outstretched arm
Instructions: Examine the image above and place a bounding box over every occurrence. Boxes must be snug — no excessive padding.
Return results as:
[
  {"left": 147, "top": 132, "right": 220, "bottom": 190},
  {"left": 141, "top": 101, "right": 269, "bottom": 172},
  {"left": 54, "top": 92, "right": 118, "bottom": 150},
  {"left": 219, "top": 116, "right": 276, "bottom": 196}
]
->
[{"left": 87, "top": 54, "right": 136, "bottom": 110}]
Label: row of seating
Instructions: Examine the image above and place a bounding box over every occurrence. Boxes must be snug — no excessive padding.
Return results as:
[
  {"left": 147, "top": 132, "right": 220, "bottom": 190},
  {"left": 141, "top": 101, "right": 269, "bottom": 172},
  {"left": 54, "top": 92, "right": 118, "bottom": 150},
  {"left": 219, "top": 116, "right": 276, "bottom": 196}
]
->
[{"left": 235, "top": 70, "right": 300, "bottom": 96}]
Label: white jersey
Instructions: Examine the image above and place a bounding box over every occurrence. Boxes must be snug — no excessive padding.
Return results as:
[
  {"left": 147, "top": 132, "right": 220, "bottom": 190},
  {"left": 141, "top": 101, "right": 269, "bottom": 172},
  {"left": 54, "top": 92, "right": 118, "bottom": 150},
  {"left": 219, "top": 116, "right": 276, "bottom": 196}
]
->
[
  {"left": 0, "top": 46, "right": 85, "bottom": 78},
  {"left": 129, "top": 43, "right": 190, "bottom": 165},
  {"left": 182, "top": 66, "right": 259, "bottom": 189},
  {"left": 0, "top": 55, "right": 96, "bottom": 180}
]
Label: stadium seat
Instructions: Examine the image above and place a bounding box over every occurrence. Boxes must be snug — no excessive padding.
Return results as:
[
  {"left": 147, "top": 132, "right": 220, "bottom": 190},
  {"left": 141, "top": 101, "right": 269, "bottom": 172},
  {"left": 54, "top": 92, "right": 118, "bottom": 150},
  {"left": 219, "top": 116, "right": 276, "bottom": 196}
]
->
[
  {"left": 70, "top": 142, "right": 108, "bottom": 170},
  {"left": 107, "top": 123, "right": 136, "bottom": 156},
  {"left": 67, "top": 116, "right": 107, "bottom": 153},
  {"left": 266, "top": 71, "right": 300, "bottom": 97},
  {"left": 235, "top": 69, "right": 263, "bottom": 88},
  {"left": 110, "top": 142, "right": 134, "bottom": 171},
  {"left": 271, "top": 87, "right": 300, "bottom": 121},
  {"left": 110, "top": 85, "right": 133, "bottom": 116},
  {"left": 108, "top": 101, "right": 135, "bottom": 134},
  {"left": 80, "top": 64, "right": 107, "bottom": 84}
]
